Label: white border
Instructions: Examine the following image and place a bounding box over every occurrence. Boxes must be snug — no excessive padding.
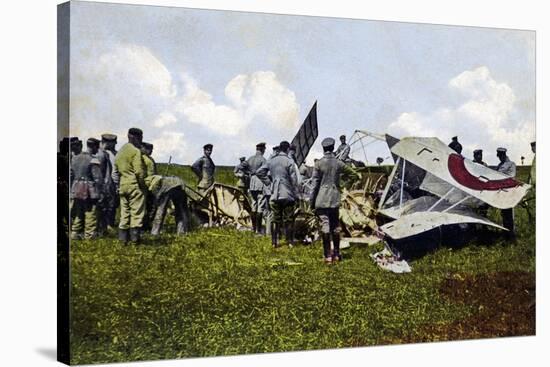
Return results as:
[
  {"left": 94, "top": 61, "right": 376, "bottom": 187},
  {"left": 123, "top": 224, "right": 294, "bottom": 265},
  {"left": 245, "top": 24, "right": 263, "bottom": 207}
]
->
[{"left": 0, "top": 1, "right": 546, "bottom": 366}]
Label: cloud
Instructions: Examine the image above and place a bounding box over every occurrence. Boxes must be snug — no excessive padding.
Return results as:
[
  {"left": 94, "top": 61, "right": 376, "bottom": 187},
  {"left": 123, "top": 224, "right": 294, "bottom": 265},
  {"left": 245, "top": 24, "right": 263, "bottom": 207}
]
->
[
  {"left": 70, "top": 42, "right": 301, "bottom": 164},
  {"left": 388, "top": 66, "right": 535, "bottom": 164}
]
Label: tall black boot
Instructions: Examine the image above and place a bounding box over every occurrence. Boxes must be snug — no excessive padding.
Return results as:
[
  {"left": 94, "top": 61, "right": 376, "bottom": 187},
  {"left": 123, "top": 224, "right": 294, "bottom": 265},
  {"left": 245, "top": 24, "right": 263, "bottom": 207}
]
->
[
  {"left": 271, "top": 223, "right": 279, "bottom": 248},
  {"left": 118, "top": 229, "right": 129, "bottom": 244},
  {"left": 322, "top": 233, "right": 332, "bottom": 262},
  {"left": 332, "top": 233, "right": 342, "bottom": 262},
  {"left": 256, "top": 213, "right": 263, "bottom": 234},
  {"left": 251, "top": 212, "right": 257, "bottom": 233},
  {"left": 129, "top": 228, "right": 141, "bottom": 244}
]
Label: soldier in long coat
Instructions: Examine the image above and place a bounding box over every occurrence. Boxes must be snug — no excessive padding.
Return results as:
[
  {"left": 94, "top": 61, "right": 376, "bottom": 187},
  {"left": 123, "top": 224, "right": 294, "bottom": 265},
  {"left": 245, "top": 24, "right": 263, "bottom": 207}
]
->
[
  {"left": 191, "top": 143, "right": 216, "bottom": 195},
  {"left": 70, "top": 138, "right": 103, "bottom": 240},
  {"left": 97, "top": 134, "right": 118, "bottom": 230},
  {"left": 496, "top": 147, "right": 517, "bottom": 237},
  {"left": 310, "top": 137, "right": 360, "bottom": 263},
  {"left": 113, "top": 128, "right": 146, "bottom": 244},
  {"left": 247, "top": 142, "right": 267, "bottom": 233},
  {"left": 256, "top": 141, "right": 298, "bottom": 247}
]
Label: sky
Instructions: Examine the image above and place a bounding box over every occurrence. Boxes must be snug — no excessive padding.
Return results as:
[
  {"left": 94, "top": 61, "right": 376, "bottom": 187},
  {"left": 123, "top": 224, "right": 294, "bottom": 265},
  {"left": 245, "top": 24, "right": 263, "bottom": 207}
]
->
[{"left": 64, "top": 1, "right": 535, "bottom": 166}]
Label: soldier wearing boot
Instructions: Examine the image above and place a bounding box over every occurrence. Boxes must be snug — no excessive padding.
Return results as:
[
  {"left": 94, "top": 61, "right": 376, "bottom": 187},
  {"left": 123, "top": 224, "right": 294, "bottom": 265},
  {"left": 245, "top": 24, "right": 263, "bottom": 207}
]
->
[
  {"left": 148, "top": 175, "right": 190, "bottom": 236},
  {"left": 310, "top": 137, "right": 360, "bottom": 263},
  {"left": 70, "top": 138, "right": 103, "bottom": 240},
  {"left": 191, "top": 143, "right": 216, "bottom": 195},
  {"left": 113, "top": 128, "right": 146, "bottom": 244},
  {"left": 98, "top": 133, "right": 118, "bottom": 231},
  {"left": 496, "top": 147, "right": 517, "bottom": 238},
  {"left": 141, "top": 142, "right": 157, "bottom": 232},
  {"left": 256, "top": 141, "right": 298, "bottom": 248},
  {"left": 247, "top": 142, "right": 267, "bottom": 234}
]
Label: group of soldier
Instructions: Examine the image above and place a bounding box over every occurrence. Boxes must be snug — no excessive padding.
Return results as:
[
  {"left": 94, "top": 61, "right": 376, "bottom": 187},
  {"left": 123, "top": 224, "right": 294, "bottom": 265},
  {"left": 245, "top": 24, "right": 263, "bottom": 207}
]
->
[
  {"left": 448, "top": 136, "right": 536, "bottom": 237},
  {"left": 58, "top": 128, "right": 533, "bottom": 263}
]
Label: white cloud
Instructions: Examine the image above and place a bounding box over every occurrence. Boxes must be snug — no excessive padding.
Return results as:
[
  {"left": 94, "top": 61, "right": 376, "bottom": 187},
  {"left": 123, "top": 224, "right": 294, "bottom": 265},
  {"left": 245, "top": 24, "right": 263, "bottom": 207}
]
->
[
  {"left": 71, "top": 42, "right": 301, "bottom": 163},
  {"left": 388, "top": 66, "right": 535, "bottom": 164},
  {"left": 153, "top": 112, "right": 177, "bottom": 128}
]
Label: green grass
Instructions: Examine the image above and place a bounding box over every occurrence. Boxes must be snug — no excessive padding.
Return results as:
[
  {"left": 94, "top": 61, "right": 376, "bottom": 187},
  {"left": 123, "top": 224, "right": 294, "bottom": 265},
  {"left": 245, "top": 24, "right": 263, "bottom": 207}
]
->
[{"left": 69, "top": 165, "right": 535, "bottom": 364}]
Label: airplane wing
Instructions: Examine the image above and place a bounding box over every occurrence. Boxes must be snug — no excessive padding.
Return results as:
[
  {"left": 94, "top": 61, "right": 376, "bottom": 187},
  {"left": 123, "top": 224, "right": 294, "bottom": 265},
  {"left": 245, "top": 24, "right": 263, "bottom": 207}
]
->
[{"left": 389, "top": 137, "right": 530, "bottom": 209}]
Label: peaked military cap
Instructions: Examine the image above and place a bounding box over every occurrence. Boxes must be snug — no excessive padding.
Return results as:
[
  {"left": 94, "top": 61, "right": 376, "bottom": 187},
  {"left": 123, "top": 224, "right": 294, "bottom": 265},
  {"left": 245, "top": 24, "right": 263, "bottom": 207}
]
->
[
  {"left": 256, "top": 142, "right": 266, "bottom": 149},
  {"left": 203, "top": 143, "right": 213, "bottom": 150},
  {"left": 497, "top": 147, "right": 507, "bottom": 153},
  {"left": 101, "top": 133, "right": 117, "bottom": 142},
  {"left": 70, "top": 137, "right": 80, "bottom": 144},
  {"left": 452, "top": 136, "right": 458, "bottom": 140},
  {"left": 128, "top": 127, "right": 143, "bottom": 137},
  {"left": 279, "top": 141, "right": 290, "bottom": 150},
  {"left": 340, "top": 134, "right": 346, "bottom": 139},
  {"left": 87, "top": 137, "right": 100, "bottom": 146},
  {"left": 239, "top": 156, "right": 246, "bottom": 161},
  {"left": 473, "top": 149, "right": 482, "bottom": 154},
  {"left": 321, "top": 137, "right": 335, "bottom": 148},
  {"left": 531, "top": 141, "right": 536, "bottom": 146},
  {"left": 273, "top": 145, "right": 280, "bottom": 151},
  {"left": 142, "top": 142, "right": 153, "bottom": 150}
]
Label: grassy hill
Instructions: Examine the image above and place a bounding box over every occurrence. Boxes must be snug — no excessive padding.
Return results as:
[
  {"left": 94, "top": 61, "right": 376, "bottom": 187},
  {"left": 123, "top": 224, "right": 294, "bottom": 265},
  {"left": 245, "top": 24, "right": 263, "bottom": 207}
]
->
[{"left": 68, "top": 164, "right": 535, "bottom": 364}]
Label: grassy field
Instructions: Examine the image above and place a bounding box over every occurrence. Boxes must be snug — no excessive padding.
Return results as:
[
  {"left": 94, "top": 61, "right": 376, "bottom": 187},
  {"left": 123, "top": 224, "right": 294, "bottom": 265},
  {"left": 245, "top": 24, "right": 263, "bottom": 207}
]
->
[{"left": 69, "top": 165, "right": 535, "bottom": 364}]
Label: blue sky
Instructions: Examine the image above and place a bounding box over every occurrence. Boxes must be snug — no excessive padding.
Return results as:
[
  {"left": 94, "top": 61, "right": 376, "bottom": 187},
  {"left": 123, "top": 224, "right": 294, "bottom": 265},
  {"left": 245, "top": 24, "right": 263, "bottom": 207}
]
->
[{"left": 67, "top": 1, "right": 535, "bottom": 166}]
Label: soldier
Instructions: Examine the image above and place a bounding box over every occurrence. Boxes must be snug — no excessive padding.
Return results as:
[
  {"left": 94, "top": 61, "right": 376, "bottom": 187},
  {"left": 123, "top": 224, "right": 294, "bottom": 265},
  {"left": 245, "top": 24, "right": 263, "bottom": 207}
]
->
[
  {"left": 234, "top": 157, "right": 251, "bottom": 194},
  {"left": 496, "top": 147, "right": 517, "bottom": 237},
  {"left": 310, "top": 137, "right": 360, "bottom": 263},
  {"left": 335, "top": 134, "right": 351, "bottom": 162},
  {"left": 98, "top": 134, "right": 118, "bottom": 229},
  {"left": 141, "top": 142, "right": 157, "bottom": 232},
  {"left": 113, "top": 128, "right": 146, "bottom": 244},
  {"left": 70, "top": 138, "right": 103, "bottom": 240},
  {"left": 191, "top": 143, "right": 215, "bottom": 195},
  {"left": 58, "top": 138, "right": 71, "bottom": 237},
  {"left": 256, "top": 141, "right": 298, "bottom": 248},
  {"left": 247, "top": 143, "right": 268, "bottom": 234},
  {"left": 473, "top": 149, "right": 488, "bottom": 166},
  {"left": 529, "top": 141, "right": 536, "bottom": 187},
  {"left": 70, "top": 137, "right": 82, "bottom": 157},
  {"left": 148, "top": 175, "right": 190, "bottom": 236},
  {"left": 448, "top": 136, "right": 463, "bottom": 154}
]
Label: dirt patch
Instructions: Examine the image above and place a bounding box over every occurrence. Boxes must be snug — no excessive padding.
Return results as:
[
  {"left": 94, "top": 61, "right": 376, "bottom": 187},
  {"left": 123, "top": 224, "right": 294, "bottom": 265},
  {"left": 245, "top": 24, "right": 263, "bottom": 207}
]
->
[{"left": 400, "top": 271, "right": 535, "bottom": 343}]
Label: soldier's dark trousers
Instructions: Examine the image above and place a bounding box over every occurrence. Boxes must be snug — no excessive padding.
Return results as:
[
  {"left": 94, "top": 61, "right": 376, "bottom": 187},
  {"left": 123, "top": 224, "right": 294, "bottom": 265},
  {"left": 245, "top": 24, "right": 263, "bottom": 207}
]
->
[
  {"left": 151, "top": 188, "right": 189, "bottom": 236},
  {"left": 316, "top": 208, "right": 341, "bottom": 259}
]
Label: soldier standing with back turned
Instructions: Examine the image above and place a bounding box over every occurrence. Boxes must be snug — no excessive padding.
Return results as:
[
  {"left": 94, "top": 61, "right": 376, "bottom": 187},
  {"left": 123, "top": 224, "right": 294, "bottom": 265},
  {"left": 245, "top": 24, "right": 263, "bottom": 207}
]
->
[
  {"left": 191, "top": 143, "right": 215, "bottom": 195},
  {"left": 310, "top": 137, "right": 360, "bottom": 263},
  {"left": 70, "top": 138, "right": 103, "bottom": 240},
  {"left": 113, "top": 128, "right": 147, "bottom": 244},
  {"left": 247, "top": 142, "right": 268, "bottom": 234},
  {"left": 99, "top": 134, "right": 118, "bottom": 229}
]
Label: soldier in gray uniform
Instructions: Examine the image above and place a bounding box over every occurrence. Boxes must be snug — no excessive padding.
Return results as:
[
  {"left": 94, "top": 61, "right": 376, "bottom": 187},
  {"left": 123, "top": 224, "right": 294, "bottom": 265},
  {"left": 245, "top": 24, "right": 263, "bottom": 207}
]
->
[
  {"left": 310, "top": 137, "right": 360, "bottom": 263},
  {"left": 256, "top": 141, "right": 298, "bottom": 247},
  {"left": 147, "top": 175, "right": 190, "bottom": 236},
  {"left": 473, "top": 149, "right": 488, "bottom": 166},
  {"left": 70, "top": 138, "right": 103, "bottom": 240},
  {"left": 99, "top": 134, "right": 118, "bottom": 229},
  {"left": 247, "top": 142, "right": 268, "bottom": 233},
  {"left": 191, "top": 143, "right": 215, "bottom": 195},
  {"left": 234, "top": 157, "right": 251, "bottom": 194},
  {"left": 335, "top": 135, "right": 351, "bottom": 162},
  {"left": 496, "top": 147, "right": 517, "bottom": 237}
]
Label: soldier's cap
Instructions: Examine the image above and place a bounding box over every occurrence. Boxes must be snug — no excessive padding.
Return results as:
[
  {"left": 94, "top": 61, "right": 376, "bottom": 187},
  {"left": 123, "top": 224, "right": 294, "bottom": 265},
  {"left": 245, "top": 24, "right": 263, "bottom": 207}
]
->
[
  {"left": 497, "top": 147, "right": 507, "bottom": 153},
  {"left": 279, "top": 141, "right": 290, "bottom": 150},
  {"left": 239, "top": 156, "right": 246, "bottom": 161},
  {"left": 340, "top": 134, "right": 346, "bottom": 140},
  {"left": 69, "top": 137, "right": 80, "bottom": 144},
  {"left": 452, "top": 136, "right": 458, "bottom": 140},
  {"left": 322, "top": 137, "right": 336, "bottom": 148},
  {"left": 101, "top": 133, "right": 117, "bottom": 142},
  {"left": 473, "top": 149, "right": 482, "bottom": 154},
  {"left": 87, "top": 137, "right": 100, "bottom": 146},
  {"left": 203, "top": 143, "right": 213, "bottom": 150},
  {"left": 256, "top": 142, "right": 266, "bottom": 149},
  {"left": 142, "top": 142, "right": 154, "bottom": 150},
  {"left": 128, "top": 127, "right": 143, "bottom": 137},
  {"left": 273, "top": 145, "right": 280, "bottom": 151},
  {"left": 531, "top": 141, "right": 536, "bottom": 146}
]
